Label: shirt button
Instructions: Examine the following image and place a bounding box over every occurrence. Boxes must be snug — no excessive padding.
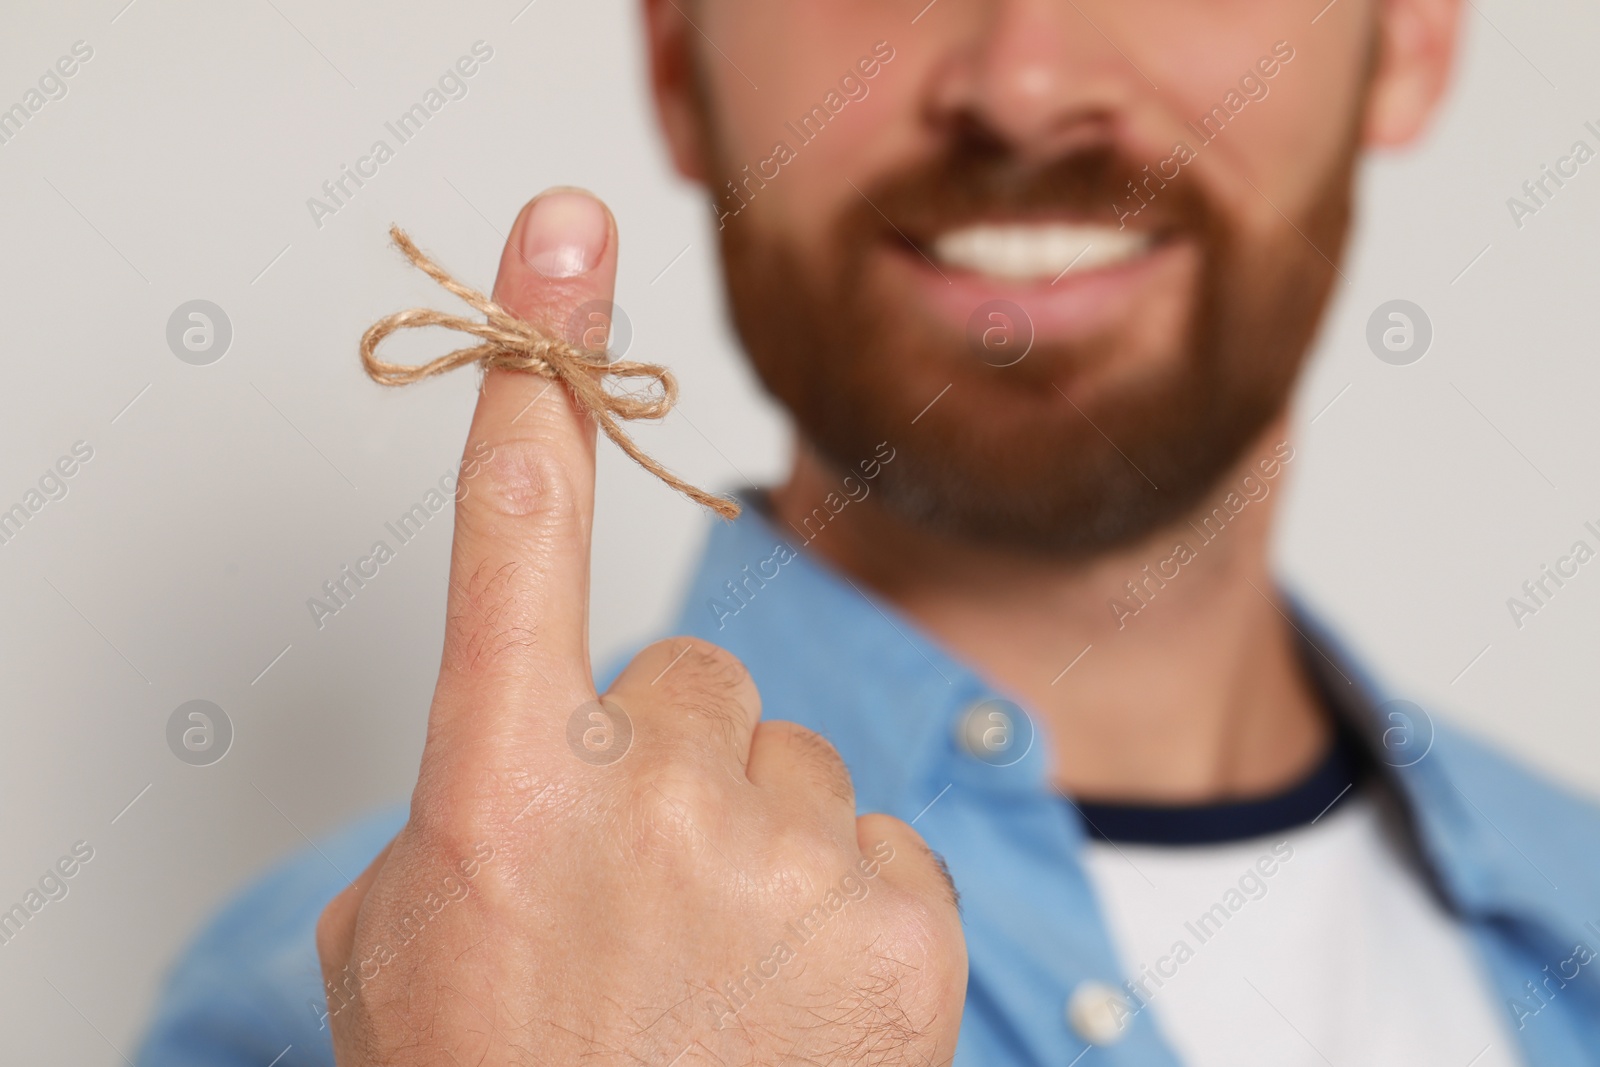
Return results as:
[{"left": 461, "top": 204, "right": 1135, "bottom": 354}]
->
[
  {"left": 955, "top": 698, "right": 1033, "bottom": 767},
  {"left": 1066, "top": 981, "right": 1132, "bottom": 1046}
]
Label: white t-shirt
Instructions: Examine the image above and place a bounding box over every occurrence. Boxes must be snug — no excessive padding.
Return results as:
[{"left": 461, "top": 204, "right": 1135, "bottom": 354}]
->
[{"left": 1081, "top": 792, "right": 1521, "bottom": 1066}]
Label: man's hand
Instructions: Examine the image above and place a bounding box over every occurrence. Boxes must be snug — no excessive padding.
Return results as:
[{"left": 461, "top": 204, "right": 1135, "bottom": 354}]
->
[{"left": 315, "top": 189, "right": 967, "bottom": 1065}]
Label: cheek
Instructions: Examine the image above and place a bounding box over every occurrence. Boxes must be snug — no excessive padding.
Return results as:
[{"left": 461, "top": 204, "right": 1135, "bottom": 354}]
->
[
  {"left": 1234, "top": 80, "right": 1364, "bottom": 213},
  {"left": 1126, "top": 8, "right": 1370, "bottom": 215},
  {"left": 1211, "top": 61, "right": 1366, "bottom": 209},
  {"left": 699, "top": 4, "right": 922, "bottom": 230},
  {"left": 739, "top": 89, "right": 898, "bottom": 238}
]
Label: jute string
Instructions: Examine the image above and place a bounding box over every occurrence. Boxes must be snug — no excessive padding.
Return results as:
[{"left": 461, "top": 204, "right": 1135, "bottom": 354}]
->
[{"left": 360, "top": 225, "right": 740, "bottom": 520}]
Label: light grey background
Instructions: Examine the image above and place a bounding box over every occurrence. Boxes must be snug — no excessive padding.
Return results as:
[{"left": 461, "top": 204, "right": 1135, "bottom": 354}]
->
[{"left": 1, "top": 0, "right": 1596, "bottom": 1060}]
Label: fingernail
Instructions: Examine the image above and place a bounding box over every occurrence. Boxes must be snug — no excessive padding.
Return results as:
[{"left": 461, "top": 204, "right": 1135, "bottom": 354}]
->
[{"left": 520, "top": 190, "right": 609, "bottom": 278}]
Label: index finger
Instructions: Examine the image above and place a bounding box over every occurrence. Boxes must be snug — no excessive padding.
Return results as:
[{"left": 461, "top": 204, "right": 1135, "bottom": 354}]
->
[{"left": 429, "top": 189, "right": 617, "bottom": 740}]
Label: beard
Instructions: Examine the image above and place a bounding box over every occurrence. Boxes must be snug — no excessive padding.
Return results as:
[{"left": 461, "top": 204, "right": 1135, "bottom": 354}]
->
[{"left": 709, "top": 120, "right": 1356, "bottom": 557}]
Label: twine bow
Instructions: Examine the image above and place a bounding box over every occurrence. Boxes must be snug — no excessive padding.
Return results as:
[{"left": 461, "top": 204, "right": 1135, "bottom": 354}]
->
[{"left": 360, "top": 225, "right": 740, "bottom": 520}]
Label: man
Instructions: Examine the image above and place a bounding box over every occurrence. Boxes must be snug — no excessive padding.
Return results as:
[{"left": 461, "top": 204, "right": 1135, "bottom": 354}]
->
[{"left": 139, "top": 1, "right": 1600, "bottom": 1064}]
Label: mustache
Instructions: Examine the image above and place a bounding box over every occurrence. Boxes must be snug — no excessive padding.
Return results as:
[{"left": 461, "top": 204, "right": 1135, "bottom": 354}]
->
[{"left": 845, "top": 130, "right": 1217, "bottom": 240}]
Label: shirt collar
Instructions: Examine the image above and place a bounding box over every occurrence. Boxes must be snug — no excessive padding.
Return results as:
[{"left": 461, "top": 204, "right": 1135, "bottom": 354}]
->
[
  {"left": 671, "top": 499, "right": 1574, "bottom": 939},
  {"left": 1284, "top": 599, "right": 1581, "bottom": 934}
]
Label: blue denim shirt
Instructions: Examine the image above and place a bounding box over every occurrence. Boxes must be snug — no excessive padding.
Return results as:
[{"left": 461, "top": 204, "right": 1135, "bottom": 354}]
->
[{"left": 138, "top": 503, "right": 1600, "bottom": 1065}]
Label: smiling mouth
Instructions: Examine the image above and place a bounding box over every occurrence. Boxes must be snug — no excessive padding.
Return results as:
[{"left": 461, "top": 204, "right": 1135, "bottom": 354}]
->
[{"left": 927, "top": 221, "right": 1161, "bottom": 284}]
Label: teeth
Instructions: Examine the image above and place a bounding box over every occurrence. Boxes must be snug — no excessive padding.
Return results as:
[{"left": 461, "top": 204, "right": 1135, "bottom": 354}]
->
[{"left": 931, "top": 223, "right": 1152, "bottom": 282}]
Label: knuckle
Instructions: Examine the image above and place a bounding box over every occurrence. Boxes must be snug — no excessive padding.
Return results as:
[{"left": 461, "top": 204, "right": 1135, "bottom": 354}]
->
[
  {"left": 643, "top": 636, "right": 758, "bottom": 717},
  {"left": 464, "top": 436, "right": 584, "bottom": 524},
  {"left": 625, "top": 767, "right": 730, "bottom": 862},
  {"left": 669, "top": 692, "right": 751, "bottom": 763},
  {"left": 768, "top": 720, "right": 856, "bottom": 803},
  {"left": 857, "top": 819, "right": 961, "bottom": 920},
  {"left": 315, "top": 885, "right": 359, "bottom": 965},
  {"left": 875, "top": 880, "right": 966, "bottom": 979},
  {"left": 753, "top": 822, "right": 839, "bottom": 902},
  {"left": 661, "top": 636, "right": 753, "bottom": 692},
  {"left": 394, "top": 814, "right": 505, "bottom": 899},
  {"left": 861, "top": 833, "right": 965, "bottom": 973},
  {"left": 405, "top": 784, "right": 498, "bottom": 861},
  {"left": 628, "top": 638, "right": 760, "bottom": 758},
  {"left": 785, "top": 720, "right": 847, "bottom": 768}
]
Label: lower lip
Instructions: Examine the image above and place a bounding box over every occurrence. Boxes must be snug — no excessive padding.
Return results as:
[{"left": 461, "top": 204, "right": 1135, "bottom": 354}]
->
[{"left": 886, "top": 237, "right": 1194, "bottom": 344}]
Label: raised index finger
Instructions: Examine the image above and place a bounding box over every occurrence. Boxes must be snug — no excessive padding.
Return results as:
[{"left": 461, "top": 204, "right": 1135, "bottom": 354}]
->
[{"left": 429, "top": 189, "right": 617, "bottom": 742}]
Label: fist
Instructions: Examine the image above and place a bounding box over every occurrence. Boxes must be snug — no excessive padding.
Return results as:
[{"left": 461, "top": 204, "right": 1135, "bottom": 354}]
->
[{"left": 314, "top": 190, "right": 967, "bottom": 1066}]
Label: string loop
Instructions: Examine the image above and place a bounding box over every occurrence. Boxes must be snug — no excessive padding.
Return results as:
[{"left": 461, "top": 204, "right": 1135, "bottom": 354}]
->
[{"left": 360, "top": 226, "right": 739, "bottom": 520}]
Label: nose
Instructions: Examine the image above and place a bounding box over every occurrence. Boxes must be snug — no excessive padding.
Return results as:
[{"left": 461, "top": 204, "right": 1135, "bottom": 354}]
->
[{"left": 925, "top": 0, "right": 1144, "bottom": 163}]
